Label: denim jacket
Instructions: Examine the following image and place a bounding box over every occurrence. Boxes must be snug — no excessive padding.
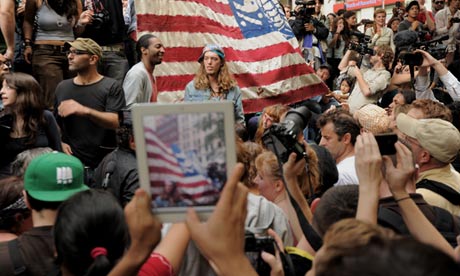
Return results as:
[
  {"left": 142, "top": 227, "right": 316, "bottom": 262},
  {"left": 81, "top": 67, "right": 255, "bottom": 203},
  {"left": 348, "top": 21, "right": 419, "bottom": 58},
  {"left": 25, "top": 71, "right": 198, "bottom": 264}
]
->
[{"left": 184, "top": 80, "right": 245, "bottom": 125}]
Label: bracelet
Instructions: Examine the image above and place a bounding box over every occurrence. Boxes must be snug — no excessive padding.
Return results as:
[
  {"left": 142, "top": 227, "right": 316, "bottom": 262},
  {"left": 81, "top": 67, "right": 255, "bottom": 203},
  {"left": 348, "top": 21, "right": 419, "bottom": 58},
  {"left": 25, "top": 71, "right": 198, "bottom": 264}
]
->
[{"left": 395, "top": 196, "right": 411, "bottom": 202}]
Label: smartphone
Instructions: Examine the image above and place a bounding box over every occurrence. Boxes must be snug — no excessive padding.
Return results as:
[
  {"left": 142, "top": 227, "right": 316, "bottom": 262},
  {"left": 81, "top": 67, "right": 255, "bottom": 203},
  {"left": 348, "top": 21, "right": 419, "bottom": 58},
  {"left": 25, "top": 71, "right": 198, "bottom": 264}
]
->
[{"left": 375, "top": 133, "right": 398, "bottom": 156}]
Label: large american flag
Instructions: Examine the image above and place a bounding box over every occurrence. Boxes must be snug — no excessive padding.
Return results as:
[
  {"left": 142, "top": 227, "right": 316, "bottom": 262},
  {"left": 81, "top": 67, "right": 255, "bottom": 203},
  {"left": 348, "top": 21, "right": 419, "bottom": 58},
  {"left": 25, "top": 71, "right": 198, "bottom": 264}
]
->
[
  {"left": 135, "top": 0, "right": 328, "bottom": 113},
  {"left": 144, "top": 127, "right": 220, "bottom": 206}
]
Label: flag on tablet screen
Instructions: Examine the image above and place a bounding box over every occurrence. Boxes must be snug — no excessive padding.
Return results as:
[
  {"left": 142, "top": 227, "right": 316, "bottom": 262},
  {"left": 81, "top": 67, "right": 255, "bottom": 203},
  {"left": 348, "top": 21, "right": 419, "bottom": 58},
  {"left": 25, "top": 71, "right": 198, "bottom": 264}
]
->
[
  {"left": 135, "top": 0, "right": 328, "bottom": 113},
  {"left": 144, "top": 127, "right": 219, "bottom": 206}
]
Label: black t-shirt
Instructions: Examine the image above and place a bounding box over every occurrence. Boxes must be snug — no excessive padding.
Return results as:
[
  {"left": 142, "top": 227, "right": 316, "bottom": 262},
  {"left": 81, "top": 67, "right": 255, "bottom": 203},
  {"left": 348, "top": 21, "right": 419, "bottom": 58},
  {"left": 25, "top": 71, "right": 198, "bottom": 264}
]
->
[
  {"left": 55, "top": 77, "right": 126, "bottom": 168},
  {"left": 80, "top": 0, "right": 126, "bottom": 46},
  {"left": 0, "top": 110, "right": 62, "bottom": 178},
  {"left": 0, "top": 226, "right": 55, "bottom": 276}
]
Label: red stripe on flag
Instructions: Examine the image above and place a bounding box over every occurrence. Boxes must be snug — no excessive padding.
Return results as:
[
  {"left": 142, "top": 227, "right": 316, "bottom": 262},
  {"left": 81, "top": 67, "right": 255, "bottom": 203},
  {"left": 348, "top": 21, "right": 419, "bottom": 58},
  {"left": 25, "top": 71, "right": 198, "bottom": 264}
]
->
[
  {"left": 177, "top": 0, "right": 234, "bottom": 15},
  {"left": 147, "top": 165, "right": 183, "bottom": 178},
  {"left": 137, "top": 15, "right": 243, "bottom": 39},
  {"left": 162, "top": 42, "right": 299, "bottom": 63},
  {"left": 235, "top": 64, "right": 315, "bottom": 88}
]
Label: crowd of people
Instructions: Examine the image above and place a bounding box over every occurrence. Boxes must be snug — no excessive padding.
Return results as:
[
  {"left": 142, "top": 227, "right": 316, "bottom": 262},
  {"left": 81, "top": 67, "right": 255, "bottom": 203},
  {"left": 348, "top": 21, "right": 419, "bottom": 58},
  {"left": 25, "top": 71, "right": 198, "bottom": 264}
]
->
[{"left": 1, "top": 0, "right": 460, "bottom": 275}]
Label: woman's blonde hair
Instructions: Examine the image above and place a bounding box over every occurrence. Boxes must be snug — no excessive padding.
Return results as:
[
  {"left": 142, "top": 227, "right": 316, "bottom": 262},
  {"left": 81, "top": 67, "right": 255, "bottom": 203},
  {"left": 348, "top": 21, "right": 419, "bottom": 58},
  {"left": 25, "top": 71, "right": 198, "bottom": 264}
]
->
[{"left": 193, "top": 58, "right": 237, "bottom": 93}]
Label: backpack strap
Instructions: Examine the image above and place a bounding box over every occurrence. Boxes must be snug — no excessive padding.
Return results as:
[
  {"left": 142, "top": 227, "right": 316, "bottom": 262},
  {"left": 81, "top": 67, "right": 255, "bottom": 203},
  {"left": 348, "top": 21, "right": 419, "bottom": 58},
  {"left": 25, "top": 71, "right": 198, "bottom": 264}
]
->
[
  {"left": 7, "top": 239, "right": 27, "bottom": 276},
  {"left": 417, "top": 179, "right": 460, "bottom": 205}
]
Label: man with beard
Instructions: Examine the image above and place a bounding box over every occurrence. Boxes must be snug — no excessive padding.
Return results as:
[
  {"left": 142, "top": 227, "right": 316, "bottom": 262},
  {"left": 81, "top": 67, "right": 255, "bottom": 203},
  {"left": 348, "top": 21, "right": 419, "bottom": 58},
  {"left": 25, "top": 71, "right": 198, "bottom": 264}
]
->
[
  {"left": 55, "top": 38, "right": 126, "bottom": 180},
  {"left": 123, "top": 34, "right": 165, "bottom": 108}
]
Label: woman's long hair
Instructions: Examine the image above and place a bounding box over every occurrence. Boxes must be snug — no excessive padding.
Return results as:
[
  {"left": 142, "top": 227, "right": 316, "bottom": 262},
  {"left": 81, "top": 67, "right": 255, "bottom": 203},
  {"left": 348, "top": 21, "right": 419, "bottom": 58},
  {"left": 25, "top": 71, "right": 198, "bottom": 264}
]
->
[
  {"left": 330, "top": 17, "right": 350, "bottom": 52},
  {"left": 4, "top": 73, "right": 45, "bottom": 145},
  {"left": 193, "top": 59, "right": 237, "bottom": 94}
]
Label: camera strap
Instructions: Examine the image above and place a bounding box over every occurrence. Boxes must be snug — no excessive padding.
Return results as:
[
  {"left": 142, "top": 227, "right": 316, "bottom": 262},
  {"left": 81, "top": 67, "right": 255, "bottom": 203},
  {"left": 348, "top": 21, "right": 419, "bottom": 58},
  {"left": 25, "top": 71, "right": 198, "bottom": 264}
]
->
[
  {"left": 409, "top": 64, "right": 416, "bottom": 91},
  {"left": 269, "top": 133, "right": 324, "bottom": 252}
]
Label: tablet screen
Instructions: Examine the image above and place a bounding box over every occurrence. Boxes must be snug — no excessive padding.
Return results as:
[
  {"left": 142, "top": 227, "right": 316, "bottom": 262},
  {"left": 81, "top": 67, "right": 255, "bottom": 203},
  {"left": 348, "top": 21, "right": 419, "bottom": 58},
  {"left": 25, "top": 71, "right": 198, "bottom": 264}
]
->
[{"left": 132, "top": 102, "right": 236, "bottom": 222}]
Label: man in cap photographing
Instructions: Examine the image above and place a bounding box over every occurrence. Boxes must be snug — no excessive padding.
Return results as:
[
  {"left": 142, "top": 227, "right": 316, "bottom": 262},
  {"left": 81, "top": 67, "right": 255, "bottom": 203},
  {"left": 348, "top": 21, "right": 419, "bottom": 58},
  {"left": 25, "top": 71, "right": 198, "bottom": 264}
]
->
[
  {"left": 396, "top": 113, "right": 460, "bottom": 216},
  {"left": 55, "top": 38, "right": 126, "bottom": 180},
  {"left": 0, "top": 152, "right": 88, "bottom": 275}
]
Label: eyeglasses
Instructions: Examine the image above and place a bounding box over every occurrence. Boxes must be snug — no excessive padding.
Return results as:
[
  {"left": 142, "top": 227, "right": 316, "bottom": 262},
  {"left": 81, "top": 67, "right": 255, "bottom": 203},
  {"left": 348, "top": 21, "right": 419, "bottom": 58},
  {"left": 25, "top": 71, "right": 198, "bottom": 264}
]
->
[
  {"left": 435, "top": 1, "right": 444, "bottom": 4},
  {"left": 0, "top": 60, "right": 11, "bottom": 68},
  {"left": 66, "top": 49, "right": 90, "bottom": 56}
]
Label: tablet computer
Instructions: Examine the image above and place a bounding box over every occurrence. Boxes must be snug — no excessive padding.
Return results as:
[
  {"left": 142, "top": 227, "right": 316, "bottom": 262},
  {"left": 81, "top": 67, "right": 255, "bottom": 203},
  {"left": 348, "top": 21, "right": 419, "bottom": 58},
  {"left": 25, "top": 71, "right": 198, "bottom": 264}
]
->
[{"left": 132, "top": 101, "right": 237, "bottom": 222}]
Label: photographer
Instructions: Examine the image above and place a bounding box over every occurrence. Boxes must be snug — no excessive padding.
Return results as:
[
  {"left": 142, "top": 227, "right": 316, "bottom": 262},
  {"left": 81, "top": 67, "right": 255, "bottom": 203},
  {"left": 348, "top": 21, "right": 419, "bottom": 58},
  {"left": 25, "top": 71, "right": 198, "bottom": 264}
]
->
[
  {"left": 398, "top": 1, "right": 424, "bottom": 33},
  {"left": 291, "top": 0, "right": 329, "bottom": 69},
  {"left": 435, "top": 0, "right": 460, "bottom": 66},
  {"left": 414, "top": 49, "right": 460, "bottom": 101},
  {"left": 338, "top": 45, "right": 393, "bottom": 114}
]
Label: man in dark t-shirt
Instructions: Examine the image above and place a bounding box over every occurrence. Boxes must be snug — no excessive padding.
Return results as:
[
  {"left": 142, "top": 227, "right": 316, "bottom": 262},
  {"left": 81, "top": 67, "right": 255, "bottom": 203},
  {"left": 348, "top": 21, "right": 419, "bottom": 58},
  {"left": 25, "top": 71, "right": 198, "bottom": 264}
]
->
[{"left": 55, "top": 38, "right": 126, "bottom": 170}]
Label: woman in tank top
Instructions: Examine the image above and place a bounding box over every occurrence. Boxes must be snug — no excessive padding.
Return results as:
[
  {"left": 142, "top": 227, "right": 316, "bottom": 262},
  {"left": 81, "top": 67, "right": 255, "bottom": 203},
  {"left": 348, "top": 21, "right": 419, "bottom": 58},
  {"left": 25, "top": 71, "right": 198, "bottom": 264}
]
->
[{"left": 23, "top": 0, "right": 90, "bottom": 110}]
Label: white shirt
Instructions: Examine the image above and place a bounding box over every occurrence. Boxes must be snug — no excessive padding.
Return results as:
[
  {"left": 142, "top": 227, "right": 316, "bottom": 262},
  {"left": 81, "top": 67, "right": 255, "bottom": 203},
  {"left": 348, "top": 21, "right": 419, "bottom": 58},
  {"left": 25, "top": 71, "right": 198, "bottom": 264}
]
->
[{"left": 334, "top": 155, "right": 359, "bottom": 186}]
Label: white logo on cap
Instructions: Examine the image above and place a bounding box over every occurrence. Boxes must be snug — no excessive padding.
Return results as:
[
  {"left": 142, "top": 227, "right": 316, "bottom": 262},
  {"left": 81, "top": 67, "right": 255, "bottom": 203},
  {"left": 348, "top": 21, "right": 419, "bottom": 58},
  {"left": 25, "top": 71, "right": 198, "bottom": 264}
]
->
[{"left": 56, "top": 167, "right": 73, "bottom": 184}]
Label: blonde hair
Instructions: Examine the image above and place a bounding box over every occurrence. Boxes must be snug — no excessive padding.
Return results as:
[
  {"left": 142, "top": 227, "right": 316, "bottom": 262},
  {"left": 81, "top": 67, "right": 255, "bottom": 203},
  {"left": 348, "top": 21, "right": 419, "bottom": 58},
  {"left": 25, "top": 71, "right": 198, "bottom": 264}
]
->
[
  {"left": 254, "top": 148, "right": 321, "bottom": 200},
  {"left": 193, "top": 59, "right": 237, "bottom": 93},
  {"left": 373, "top": 8, "right": 387, "bottom": 33}
]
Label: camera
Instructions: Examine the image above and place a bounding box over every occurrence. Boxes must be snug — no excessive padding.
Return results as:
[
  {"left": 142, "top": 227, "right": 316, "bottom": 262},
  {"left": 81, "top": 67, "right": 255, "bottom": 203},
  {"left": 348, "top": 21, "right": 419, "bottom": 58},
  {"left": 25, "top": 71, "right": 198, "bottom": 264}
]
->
[
  {"left": 294, "top": 0, "right": 316, "bottom": 27},
  {"left": 451, "top": 17, "right": 460, "bottom": 23},
  {"left": 399, "top": 35, "right": 448, "bottom": 66},
  {"left": 245, "top": 232, "right": 276, "bottom": 276},
  {"left": 262, "top": 106, "right": 311, "bottom": 163},
  {"left": 375, "top": 133, "right": 398, "bottom": 155},
  {"left": 347, "top": 31, "right": 375, "bottom": 56},
  {"left": 349, "top": 41, "right": 375, "bottom": 55},
  {"left": 91, "top": 10, "right": 110, "bottom": 29}
]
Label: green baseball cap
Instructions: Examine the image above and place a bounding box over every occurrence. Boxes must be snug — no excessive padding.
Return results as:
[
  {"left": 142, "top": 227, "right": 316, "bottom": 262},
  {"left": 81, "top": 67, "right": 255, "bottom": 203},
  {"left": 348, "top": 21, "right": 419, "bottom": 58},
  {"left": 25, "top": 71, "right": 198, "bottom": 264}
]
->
[{"left": 24, "top": 152, "right": 89, "bottom": 202}]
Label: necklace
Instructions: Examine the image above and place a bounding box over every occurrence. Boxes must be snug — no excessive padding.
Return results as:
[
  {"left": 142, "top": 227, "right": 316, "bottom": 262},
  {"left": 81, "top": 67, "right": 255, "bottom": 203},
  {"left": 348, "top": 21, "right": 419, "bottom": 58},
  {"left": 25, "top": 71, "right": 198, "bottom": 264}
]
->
[{"left": 209, "top": 87, "right": 224, "bottom": 100}]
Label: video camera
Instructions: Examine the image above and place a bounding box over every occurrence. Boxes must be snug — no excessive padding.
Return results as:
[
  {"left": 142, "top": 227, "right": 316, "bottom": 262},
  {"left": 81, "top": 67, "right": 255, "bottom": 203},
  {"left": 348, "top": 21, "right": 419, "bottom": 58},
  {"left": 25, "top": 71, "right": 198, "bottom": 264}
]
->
[
  {"left": 262, "top": 106, "right": 311, "bottom": 163},
  {"left": 347, "top": 31, "right": 374, "bottom": 56},
  {"left": 293, "top": 0, "right": 317, "bottom": 27},
  {"left": 399, "top": 35, "right": 448, "bottom": 66}
]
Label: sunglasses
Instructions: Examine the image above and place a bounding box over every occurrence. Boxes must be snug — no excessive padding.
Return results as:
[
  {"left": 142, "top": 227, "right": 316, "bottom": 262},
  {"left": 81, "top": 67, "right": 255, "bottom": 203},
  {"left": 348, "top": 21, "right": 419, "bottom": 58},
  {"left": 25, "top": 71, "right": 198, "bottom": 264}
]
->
[
  {"left": 435, "top": 1, "right": 444, "bottom": 4},
  {"left": 66, "top": 49, "right": 90, "bottom": 56}
]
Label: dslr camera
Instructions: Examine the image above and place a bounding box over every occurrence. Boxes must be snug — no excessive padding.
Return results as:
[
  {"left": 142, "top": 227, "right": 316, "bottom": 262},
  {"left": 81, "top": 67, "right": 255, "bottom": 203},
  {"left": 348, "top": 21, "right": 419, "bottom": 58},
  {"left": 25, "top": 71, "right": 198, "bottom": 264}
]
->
[
  {"left": 262, "top": 106, "right": 311, "bottom": 163},
  {"left": 245, "top": 232, "right": 276, "bottom": 276}
]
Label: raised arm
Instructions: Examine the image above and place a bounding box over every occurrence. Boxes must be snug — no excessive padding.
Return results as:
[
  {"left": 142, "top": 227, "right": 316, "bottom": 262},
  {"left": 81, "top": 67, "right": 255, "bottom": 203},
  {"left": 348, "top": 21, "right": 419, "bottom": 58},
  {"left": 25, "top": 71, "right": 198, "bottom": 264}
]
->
[
  {"left": 0, "top": 0, "right": 15, "bottom": 60},
  {"left": 186, "top": 164, "right": 257, "bottom": 276},
  {"left": 338, "top": 49, "right": 352, "bottom": 71},
  {"left": 354, "top": 132, "right": 382, "bottom": 225},
  {"left": 383, "top": 142, "right": 456, "bottom": 260}
]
